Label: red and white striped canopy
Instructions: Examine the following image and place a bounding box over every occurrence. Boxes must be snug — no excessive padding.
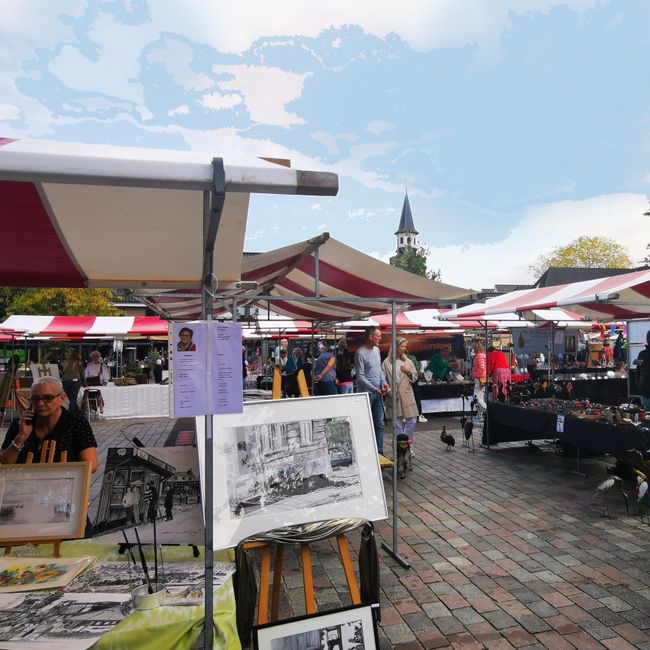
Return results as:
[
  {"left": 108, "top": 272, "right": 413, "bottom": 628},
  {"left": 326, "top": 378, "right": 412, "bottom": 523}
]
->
[
  {"left": 1, "top": 315, "right": 169, "bottom": 337},
  {"left": 140, "top": 235, "right": 473, "bottom": 321},
  {"left": 444, "top": 269, "right": 650, "bottom": 321},
  {"left": 0, "top": 137, "right": 337, "bottom": 289}
]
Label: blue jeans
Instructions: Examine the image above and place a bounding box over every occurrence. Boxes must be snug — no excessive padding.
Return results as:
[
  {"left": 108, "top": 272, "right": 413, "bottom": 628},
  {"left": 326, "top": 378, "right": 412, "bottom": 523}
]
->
[
  {"left": 369, "top": 393, "right": 385, "bottom": 454},
  {"left": 338, "top": 383, "right": 353, "bottom": 394},
  {"left": 316, "top": 380, "right": 337, "bottom": 396}
]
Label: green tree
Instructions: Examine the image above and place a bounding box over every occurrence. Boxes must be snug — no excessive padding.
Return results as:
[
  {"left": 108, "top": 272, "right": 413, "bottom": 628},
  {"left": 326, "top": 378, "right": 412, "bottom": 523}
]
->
[
  {"left": 0, "top": 288, "right": 26, "bottom": 320},
  {"left": 529, "top": 236, "right": 633, "bottom": 279},
  {"left": 389, "top": 244, "right": 441, "bottom": 280},
  {"left": 6, "top": 288, "right": 124, "bottom": 316}
]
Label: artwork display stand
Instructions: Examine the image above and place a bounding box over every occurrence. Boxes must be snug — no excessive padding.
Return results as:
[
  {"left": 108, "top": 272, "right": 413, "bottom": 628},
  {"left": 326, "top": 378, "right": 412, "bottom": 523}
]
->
[
  {"left": 1, "top": 440, "right": 69, "bottom": 558},
  {"left": 243, "top": 382, "right": 362, "bottom": 625}
]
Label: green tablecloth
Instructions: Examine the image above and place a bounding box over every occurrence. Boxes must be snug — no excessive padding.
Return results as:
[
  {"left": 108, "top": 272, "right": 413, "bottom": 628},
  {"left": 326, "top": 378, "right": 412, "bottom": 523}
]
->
[
  {"left": 29, "top": 540, "right": 242, "bottom": 650},
  {"left": 93, "top": 577, "right": 240, "bottom": 650}
]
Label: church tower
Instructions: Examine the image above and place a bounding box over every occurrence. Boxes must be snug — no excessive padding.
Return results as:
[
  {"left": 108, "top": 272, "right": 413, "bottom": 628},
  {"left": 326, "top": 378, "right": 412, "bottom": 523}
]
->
[{"left": 394, "top": 191, "right": 418, "bottom": 256}]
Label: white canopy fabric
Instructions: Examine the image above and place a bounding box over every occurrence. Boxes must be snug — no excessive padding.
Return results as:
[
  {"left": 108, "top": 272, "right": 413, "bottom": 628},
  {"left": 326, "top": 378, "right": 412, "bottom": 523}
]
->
[
  {"left": 2, "top": 315, "right": 169, "bottom": 337},
  {"left": 443, "top": 269, "right": 650, "bottom": 321},
  {"left": 140, "top": 234, "right": 474, "bottom": 321},
  {"left": 0, "top": 137, "right": 338, "bottom": 288}
]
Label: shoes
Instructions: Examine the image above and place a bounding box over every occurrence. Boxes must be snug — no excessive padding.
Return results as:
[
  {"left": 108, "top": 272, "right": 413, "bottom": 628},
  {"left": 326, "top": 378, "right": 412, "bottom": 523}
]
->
[{"left": 418, "top": 414, "right": 427, "bottom": 423}]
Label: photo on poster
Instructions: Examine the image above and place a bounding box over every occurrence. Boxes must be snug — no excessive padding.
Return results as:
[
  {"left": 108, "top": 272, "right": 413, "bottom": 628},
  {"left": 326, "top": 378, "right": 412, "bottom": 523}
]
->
[
  {"left": 197, "top": 394, "right": 387, "bottom": 550},
  {"left": 253, "top": 604, "right": 378, "bottom": 650},
  {"left": 93, "top": 446, "right": 203, "bottom": 545}
]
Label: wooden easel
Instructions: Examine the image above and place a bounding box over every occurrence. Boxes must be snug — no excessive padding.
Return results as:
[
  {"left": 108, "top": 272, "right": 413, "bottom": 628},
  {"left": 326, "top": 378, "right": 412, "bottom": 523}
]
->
[
  {"left": 1, "top": 440, "right": 68, "bottom": 558},
  {"left": 244, "top": 373, "right": 361, "bottom": 624}
]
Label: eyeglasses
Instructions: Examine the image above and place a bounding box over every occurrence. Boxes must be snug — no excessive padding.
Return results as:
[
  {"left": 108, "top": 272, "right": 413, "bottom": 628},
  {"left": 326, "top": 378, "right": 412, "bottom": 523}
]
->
[{"left": 29, "top": 394, "right": 62, "bottom": 404}]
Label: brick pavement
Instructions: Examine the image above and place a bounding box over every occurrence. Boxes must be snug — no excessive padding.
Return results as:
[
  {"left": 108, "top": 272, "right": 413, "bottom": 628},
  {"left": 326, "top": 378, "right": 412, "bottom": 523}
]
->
[{"left": 2, "top": 413, "right": 649, "bottom": 649}]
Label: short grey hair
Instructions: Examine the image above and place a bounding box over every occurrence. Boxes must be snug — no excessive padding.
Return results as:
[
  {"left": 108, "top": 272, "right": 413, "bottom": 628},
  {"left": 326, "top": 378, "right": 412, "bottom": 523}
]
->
[{"left": 31, "top": 376, "right": 64, "bottom": 394}]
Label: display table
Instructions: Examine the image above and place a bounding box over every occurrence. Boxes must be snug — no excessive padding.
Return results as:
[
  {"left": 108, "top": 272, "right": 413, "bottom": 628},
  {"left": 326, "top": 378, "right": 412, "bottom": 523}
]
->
[
  {"left": 100, "top": 384, "right": 169, "bottom": 419},
  {"left": 484, "top": 401, "right": 646, "bottom": 453},
  {"left": 419, "top": 381, "right": 473, "bottom": 414}
]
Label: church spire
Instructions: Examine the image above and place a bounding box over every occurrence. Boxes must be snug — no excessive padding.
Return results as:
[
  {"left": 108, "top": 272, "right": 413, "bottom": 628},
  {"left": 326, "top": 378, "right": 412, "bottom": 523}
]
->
[{"left": 394, "top": 191, "right": 419, "bottom": 254}]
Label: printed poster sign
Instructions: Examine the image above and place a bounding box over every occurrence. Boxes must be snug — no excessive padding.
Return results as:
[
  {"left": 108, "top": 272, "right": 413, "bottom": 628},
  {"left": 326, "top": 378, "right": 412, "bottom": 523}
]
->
[{"left": 171, "top": 321, "right": 242, "bottom": 416}]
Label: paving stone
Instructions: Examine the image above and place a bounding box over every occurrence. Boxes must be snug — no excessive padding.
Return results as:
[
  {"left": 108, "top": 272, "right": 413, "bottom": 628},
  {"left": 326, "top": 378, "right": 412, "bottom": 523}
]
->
[
  {"left": 383, "top": 623, "right": 417, "bottom": 644},
  {"left": 452, "top": 607, "right": 485, "bottom": 625},
  {"left": 433, "top": 615, "right": 466, "bottom": 636},
  {"left": 422, "top": 602, "right": 451, "bottom": 619},
  {"left": 579, "top": 619, "right": 619, "bottom": 640},
  {"left": 484, "top": 610, "right": 518, "bottom": 631},
  {"left": 403, "top": 611, "right": 437, "bottom": 632},
  {"left": 518, "top": 614, "right": 551, "bottom": 634},
  {"left": 526, "top": 600, "right": 559, "bottom": 618}
]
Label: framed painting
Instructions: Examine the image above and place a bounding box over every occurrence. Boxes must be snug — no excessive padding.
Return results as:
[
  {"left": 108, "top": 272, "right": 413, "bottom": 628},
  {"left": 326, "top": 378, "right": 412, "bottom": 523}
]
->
[
  {"left": 253, "top": 603, "right": 378, "bottom": 650},
  {"left": 197, "top": 393, "right": 388, "bottom": 550},
  {"left": 0, "top": 462, "right": 92, "bottom": 543}
]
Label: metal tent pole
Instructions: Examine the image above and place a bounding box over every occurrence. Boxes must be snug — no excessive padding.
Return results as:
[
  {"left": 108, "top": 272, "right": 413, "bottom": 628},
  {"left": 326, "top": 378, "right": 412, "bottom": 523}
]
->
[
  {"left": 484, "top": 320, "right": 490, "bottom": 448},
  {"left": 201, "top": 158, "right": 225, "bottom": 650},
  {"left": 381, "top": 301, "right": 410, "bottom": 569}
]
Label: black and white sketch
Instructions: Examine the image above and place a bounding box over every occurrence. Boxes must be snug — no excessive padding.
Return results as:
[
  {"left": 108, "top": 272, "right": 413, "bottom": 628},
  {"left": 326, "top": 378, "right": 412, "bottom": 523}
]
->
[
  {"left": 254, "top": 604, "right": 378, "bottom": 650},
  {"left": 226, "top": 415, "right": 361, "bottom": 516},
  {"left": 66, "top": 561, "right": 235, "bottom": 594},
  {"left": 0, "top": 590, "right": 131, "bottom": 650},
  {"left": 198, "top": 394, "right": 388, "bottom": 550},
  {"left": 93, "top": 446, "right": 203, "bottom": 545}
]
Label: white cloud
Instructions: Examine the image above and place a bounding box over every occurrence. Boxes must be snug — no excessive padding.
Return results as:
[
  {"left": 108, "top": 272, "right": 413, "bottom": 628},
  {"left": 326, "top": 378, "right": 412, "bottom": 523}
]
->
[
  {"left": 168, "top": 104, "right": 190, "bottom": 116},
  {"left": 145, "top": 39, "right": 214, "bottom": 92},
  {"left": 311, "top": 130, "right": 357, "bottom": 155},
  {"left": 426, "top": 193, "right": 648, "bottom": 290},
  {"left": 316, "top": 223, "right": 328, "bottom": 231},
  {"left": 0, "top": 103, "right": 21, "bottom": 120},
  {"left": 347, "top": 208, "right": 375, "bottom": 221},
  {"left": 367, "top": 120, "right": 394, "bottom": 136},
  {"left": 213, "top": 64, "right": 310, "bottom": 127},
  {"left": 160, "top": 0, "right": 604, "bottom": 55},
  {"left": 201, "top": 92, "right": 242, "bottom": 110},
  {"left": 310, "top": 203, "right": 322, "bottom": 210}
]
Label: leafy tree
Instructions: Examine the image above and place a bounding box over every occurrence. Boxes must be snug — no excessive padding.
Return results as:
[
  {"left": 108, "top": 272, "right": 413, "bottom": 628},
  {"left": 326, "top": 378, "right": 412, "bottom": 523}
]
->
[
  {"left": 389, "top": 244, "right": 441, "bottom": 280},
  {"left": 5, "top": 288, "right": 124, "bottom": 316},
  {"left": 0, "top": 288, "right": 26, "bottom": 320},
  {"left": 529, "top": 236, "right": 633, "bottom": 279}
]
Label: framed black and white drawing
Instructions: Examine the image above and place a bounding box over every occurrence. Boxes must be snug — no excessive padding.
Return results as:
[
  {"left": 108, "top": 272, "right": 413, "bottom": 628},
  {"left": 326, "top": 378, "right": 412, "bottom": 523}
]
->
[
  {"left": 0, "top": 462, "right": 91, "bottom": 543},
  {"left": 253, "top": 604, "right": 378, "bottom": 650},
  {"left": 197, "top": 394, "right": 387, "bottom": 550}
]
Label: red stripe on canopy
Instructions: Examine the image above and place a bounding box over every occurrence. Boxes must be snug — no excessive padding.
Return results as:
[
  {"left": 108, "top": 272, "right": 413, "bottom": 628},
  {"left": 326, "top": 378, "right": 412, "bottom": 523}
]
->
[
  {"left": 40, "top": 316, "right": 95, "bottom": 335},
  {"left": 0, "top": 181, "right": 85, "bottom": 287},
  {"left": 129, "top": 317, "right": 169, "bottom": 335}
]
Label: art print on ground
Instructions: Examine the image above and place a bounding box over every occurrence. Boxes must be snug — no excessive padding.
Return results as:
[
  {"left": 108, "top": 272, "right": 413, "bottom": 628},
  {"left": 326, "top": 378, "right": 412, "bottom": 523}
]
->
[
  {"left": 254, "top": 604, "right": 378, "bottom": 650},
  {"left": 198, "top": 394, "right": 387, "bottom": 550}
]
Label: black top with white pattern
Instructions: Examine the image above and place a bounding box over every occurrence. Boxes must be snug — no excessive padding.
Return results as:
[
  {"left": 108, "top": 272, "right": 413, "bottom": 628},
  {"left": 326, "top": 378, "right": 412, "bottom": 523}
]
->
[{"left": 2, "top": 407, "right": 97, "bottom": 464}]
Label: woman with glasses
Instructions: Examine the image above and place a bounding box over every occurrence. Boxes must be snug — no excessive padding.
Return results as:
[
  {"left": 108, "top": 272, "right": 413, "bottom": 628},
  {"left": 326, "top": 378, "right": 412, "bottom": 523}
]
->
[{"left": 0, "top": 376, "right": 98, "bottom": 471}]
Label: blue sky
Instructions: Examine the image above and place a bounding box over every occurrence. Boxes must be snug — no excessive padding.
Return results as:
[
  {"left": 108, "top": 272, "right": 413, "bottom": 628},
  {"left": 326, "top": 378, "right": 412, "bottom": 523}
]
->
[{"left": 2, "top": 0, "right": 649, "bottom": 289}]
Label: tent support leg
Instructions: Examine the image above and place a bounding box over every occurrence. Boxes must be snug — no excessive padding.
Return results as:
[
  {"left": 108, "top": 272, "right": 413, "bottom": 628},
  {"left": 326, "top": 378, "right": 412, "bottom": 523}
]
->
[
  {"left": 380, "top": 301, "right": 410, "bottom": 570},
  {"left": 202, "top": 158, "right": 225, "bottom": 650}
]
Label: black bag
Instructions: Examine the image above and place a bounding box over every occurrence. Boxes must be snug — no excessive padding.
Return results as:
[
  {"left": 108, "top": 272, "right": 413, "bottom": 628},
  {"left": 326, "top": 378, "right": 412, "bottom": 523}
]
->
[{"left": 86, "top": 376, "right": 101, "bottom": 387}]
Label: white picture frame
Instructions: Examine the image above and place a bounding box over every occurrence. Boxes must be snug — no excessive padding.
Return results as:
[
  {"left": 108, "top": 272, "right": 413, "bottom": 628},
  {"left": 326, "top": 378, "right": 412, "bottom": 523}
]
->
[{"left": 197, "top": 394, "right": 387, "bottom": 550}]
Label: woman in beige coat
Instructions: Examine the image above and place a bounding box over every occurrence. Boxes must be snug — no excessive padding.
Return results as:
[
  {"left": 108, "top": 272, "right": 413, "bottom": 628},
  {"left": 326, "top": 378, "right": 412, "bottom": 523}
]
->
[{"left": 381, "top": 337, "right": 419, "bottom": 442}]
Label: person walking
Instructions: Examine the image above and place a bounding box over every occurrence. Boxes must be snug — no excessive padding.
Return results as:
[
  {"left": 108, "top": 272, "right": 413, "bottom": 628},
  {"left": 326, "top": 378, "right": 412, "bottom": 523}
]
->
[
  {"left": 354, "top": 326, "right": 390, "bottom": 454},
  {"left": 335, "top": 338, "right": 354, "bottom": 394},
  {"left": 382, "top": 337, "right": 419, "bottom": 444},
  {"left": 61, "top": 350, "right": 85, "bottom": 412},
  {"left": 144, "top": 481, "right": 159, "bottom": 524},
  {"left": 314, "top": 342, "right": 337, "bottom": 395},
  {"left": 164, "top": 485, "right": 175, "bottom": 521}
]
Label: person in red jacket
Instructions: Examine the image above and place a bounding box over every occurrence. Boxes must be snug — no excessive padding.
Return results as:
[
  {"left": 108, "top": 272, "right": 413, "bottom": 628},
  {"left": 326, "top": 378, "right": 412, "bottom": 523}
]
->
[{"left": 487, "top": 346, "right": 511, "bottom": 400}]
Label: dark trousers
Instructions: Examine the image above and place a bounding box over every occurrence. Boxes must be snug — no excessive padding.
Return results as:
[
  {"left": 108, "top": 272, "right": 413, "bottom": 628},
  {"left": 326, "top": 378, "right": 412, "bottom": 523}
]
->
[
  {"left": 63, "top": 379, "right": 82, "bottom": 412},
  {"left": 412, "top": 380, "right": 423, "bottom": 415},
  {"left": 316, "top": 380, "right": 337, "bottom": 396}
]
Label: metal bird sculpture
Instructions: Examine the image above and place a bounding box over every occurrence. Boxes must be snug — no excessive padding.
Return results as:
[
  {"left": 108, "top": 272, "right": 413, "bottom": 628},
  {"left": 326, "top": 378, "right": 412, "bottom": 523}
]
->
[
  {"left": 440, "top": 426, "right": 455, "bottom": 452},
  {"left": 592, "top": 476, "right": 629, "bottom": 518}
]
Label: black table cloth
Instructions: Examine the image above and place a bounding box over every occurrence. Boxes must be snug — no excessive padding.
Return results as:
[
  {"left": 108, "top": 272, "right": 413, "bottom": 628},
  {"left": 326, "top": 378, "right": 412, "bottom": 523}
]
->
[{"left": 484, "top": 401, "right": 647, "bottom": 454}]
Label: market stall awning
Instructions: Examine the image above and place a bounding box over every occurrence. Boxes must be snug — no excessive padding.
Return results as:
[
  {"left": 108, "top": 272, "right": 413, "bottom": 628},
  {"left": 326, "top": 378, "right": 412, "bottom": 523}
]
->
[
  {"left": 0, "top": 137, "right": 338, "bottom": 289},
  {"left": 140, "top": 234, "right": 474, "bottom": 321},
  {"left": 443, "top": 269, "right": 650, "bottom": 321},
  {"left": 1, "top": 315, "right": 169, "bottom": 337}
]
